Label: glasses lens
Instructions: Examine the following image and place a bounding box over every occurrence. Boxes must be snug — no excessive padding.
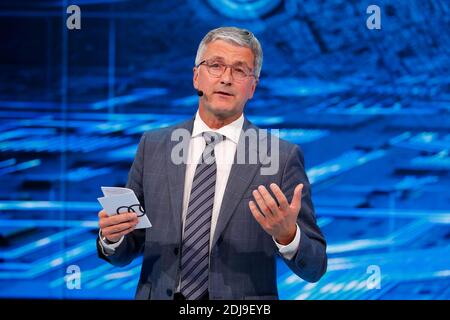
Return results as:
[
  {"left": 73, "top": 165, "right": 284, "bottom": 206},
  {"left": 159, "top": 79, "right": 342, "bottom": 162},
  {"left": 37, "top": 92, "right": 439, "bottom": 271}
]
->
[
  {"left": 232, "top": 67, "right": 248, "bottom": 80},
  {"left": 207, "top": 62, "right": 224, "bottom": 76}
]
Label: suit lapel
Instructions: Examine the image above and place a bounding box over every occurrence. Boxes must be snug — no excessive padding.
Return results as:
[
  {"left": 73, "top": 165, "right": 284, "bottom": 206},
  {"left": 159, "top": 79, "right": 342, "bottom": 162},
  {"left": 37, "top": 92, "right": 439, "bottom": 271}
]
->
[
  {"left": 211, "top": 118, "right": 264, "bottom": 250},
  {"left": 166, "top": 118, "right": 194, "bottom": 240}
]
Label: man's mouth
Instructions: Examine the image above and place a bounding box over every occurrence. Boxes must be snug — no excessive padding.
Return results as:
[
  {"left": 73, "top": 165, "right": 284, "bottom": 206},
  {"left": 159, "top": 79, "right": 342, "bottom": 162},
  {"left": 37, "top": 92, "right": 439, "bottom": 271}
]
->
[{"left": 214, "top": 91, "right": 234, "bottom": 97}]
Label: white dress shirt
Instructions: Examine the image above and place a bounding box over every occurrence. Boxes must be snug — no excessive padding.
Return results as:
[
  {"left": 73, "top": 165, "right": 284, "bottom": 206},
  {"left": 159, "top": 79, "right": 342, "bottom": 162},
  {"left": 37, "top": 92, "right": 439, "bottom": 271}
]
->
[{"left": 100, "top": 111, "right": 301, "bottom": 260}]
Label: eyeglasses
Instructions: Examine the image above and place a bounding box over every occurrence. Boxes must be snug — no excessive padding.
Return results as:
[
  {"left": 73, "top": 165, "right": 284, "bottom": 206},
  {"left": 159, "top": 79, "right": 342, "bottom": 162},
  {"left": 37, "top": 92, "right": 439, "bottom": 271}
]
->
[{"left": 196, "top": 59, "right": 256, "bottom": 81}]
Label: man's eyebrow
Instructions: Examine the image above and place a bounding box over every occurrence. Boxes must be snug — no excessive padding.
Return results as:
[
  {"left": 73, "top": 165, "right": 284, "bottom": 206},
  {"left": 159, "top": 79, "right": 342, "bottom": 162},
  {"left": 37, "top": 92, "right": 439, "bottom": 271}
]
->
[
  {"left": 208, "top": 56, "right": 225, "bottom": 61},
  {"left": 232, "top": 61, "right": 251, "bottom": 68},
  {"left": 208, "top": 56, "right": 251, "bottom": 68}
]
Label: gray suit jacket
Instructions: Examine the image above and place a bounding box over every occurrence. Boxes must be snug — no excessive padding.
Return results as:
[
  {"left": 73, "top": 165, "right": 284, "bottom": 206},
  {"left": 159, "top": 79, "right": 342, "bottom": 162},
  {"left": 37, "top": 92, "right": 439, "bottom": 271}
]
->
[{"left": 97, "top": 117, "right": 327, "bottom": 300}]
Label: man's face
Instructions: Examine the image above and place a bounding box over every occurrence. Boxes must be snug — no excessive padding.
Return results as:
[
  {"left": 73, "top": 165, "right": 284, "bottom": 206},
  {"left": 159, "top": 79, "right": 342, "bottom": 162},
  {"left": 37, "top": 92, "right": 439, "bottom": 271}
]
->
[{"left": 193, "top": 40, "right": 258, "bottom": 120}]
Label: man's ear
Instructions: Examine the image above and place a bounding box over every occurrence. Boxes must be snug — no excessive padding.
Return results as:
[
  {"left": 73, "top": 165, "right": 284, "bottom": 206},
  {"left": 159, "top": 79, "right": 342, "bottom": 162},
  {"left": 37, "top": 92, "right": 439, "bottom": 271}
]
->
[
  {"left": 193, "top": 67, "right": 199, "bottom": 90},
  {"left": 247, "top": 78, "right": 258, "bottom": 100}
]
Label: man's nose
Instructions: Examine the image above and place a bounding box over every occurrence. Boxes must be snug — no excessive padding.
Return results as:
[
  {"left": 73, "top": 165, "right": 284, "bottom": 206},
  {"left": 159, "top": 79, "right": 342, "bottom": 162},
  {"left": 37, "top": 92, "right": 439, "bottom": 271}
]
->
[{"left": 220, "top": 66, "right": 233, "bottom": 85}]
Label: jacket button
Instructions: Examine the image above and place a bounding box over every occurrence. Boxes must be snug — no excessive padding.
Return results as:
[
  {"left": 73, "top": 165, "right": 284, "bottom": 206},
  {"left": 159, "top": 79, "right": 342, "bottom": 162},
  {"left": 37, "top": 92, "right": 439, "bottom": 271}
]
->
[
  {"left": 173, "top": 247, "right": 179, "bottom": 255},
  {"left": 166, "top": 289, "right": 173, "bottom": 297}
]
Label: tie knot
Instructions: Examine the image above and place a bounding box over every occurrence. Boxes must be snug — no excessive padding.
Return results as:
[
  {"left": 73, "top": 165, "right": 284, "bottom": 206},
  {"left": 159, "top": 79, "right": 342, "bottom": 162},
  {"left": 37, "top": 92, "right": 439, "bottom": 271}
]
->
[{"left": 203, "top": 131, "right": 224, "bottom": 147}]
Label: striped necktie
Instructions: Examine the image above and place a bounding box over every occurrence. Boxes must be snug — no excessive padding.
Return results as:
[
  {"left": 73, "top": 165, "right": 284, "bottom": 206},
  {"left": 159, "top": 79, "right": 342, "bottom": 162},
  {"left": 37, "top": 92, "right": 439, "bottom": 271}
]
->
[{"left": 180, "top": 131, "right": 224, "bottom": 300}]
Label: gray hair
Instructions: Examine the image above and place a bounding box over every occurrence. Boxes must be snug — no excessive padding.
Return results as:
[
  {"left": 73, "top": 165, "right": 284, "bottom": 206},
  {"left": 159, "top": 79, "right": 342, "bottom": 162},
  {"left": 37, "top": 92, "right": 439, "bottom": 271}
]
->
[{"left": 195, "top": 26, "right": 263, "bottom": 79}]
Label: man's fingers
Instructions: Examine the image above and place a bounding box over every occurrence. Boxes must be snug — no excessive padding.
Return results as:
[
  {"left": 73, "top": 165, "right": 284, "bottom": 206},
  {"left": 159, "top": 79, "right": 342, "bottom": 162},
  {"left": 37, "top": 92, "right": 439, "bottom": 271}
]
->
[
  {"left": 117, "top": 226, "right": 135, "bottom": 237},
  {"left": 99, "top": 212, "right": 137, "bottom": 229},
  {"left": 110, "top": 212, "right": 138, "bottom": 224},
  {"left": 257, "top": 185, "right": 279, "bottom": 215},
  {"left": 103, "top": 221, "right": 135, "bottom": 235},
  {"left": 249, "top": 201, "right": 266, "bottom": 225},
  {"left": 269, "top": 183, "right": 289, "bottom": 209},
  {"left": 290, "top": 183, "right": 304, "bottom": 212},
  {"left": 105, "top": 226, "right": 135, "bottom": 242},
  {"left": 102, "top": 221, "right": 136, "bottom": 237},
  {"left": 98, "top": 210, "right": 108, "bottom": 218},
  {"left": 252, "top": 189, "right": 272, "bottom": 217}
]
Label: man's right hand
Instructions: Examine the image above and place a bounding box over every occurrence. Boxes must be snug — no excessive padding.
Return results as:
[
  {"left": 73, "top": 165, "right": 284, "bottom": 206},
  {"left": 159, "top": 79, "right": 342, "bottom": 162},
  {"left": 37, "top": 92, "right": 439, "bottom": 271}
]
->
[{"left": 98, "top": 209, "right": 138, "bottom": 243}]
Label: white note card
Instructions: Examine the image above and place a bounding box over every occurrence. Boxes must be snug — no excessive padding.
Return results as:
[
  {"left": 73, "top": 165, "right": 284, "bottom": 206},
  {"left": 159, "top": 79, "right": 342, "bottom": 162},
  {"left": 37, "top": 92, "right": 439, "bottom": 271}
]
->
[{"left": 97, "top": 186, "right": 151, "bottom": 229}]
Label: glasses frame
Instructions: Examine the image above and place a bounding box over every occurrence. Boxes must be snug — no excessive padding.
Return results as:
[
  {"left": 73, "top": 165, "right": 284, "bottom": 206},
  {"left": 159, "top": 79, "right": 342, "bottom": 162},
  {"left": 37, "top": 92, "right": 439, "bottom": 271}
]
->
[{"left": 196, "top": 59, "right": 256, "bottom": 81}]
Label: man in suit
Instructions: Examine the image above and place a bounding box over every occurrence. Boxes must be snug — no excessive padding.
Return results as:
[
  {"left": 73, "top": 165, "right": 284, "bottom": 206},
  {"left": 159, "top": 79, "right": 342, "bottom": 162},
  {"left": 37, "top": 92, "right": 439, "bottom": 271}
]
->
[{"left": 97, "top": 26, "right": 327, "bottom": 300}]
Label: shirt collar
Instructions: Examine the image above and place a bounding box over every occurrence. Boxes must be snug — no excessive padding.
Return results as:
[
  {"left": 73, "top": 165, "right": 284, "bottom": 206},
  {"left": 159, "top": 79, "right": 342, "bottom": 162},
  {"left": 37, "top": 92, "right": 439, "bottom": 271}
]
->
[{"left": 191, "top": 110, "right": 244, "bottom": 144}]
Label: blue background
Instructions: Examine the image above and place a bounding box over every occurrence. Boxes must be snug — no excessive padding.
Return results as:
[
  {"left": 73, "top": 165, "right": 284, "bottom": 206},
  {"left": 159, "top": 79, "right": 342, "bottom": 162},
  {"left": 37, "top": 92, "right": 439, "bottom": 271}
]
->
[{"left": 0, "top": 0, "right": 449, "bottom": 299}]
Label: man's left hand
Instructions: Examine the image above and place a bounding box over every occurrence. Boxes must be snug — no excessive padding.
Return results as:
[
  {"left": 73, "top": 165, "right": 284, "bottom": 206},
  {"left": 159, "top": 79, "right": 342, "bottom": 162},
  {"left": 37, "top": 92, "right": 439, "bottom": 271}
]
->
[{"left": 249, "top": 183, "right": 303, "bottom": 245}]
